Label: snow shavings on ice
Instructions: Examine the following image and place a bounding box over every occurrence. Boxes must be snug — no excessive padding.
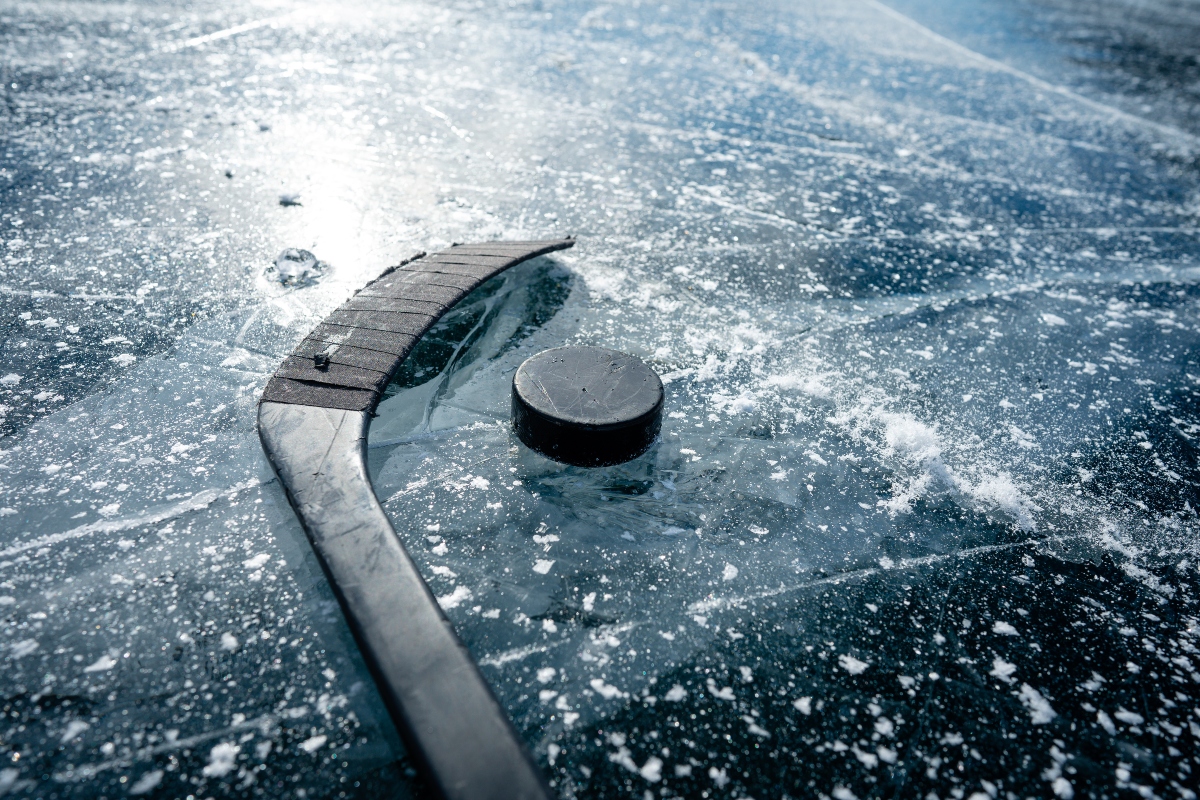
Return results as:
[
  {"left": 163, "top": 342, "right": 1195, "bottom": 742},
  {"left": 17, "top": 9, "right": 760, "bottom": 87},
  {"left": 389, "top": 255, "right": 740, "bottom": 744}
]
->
[
  {"left": 437, "top": 585, "right": 472, "bottom": 610},
  {"left": 838, "top": 654, "right": 870, "bottom": 675},
  {"left": 201, "top": 742, "right": 240, "bottom": 777},
  {"left": 1017, "top": 684, "right": 1056, "bottom": 725}
]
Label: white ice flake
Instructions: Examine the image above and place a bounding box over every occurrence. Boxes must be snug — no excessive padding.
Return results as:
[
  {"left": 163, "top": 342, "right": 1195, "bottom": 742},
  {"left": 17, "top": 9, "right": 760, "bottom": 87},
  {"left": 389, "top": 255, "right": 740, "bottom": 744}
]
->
[
  {"left": 437, "top": 586, "right": 472, "bottom": 610},
  {"left": 705, "top": 678, "right": 736, "bottom": 700},
  {"left": 744, "top": 716, "right": 771, "bottom": 738},
  {"left": 299, "top": 735, "right": 327, "bottom": 753},
  {"left": 83, "top": 654, "right": 117, "bottom": 672},
  {"left": 992, "top": 621, "right": 1019, "bottom": 636},
  {"left": 726, "top": 391, "right": 756, "bottom": 415},
  {"left": 532, "top": 559, "right": 555, "bottom": 574},
  {"left": 201, "top": 742, "right": 240, "bottom": 777},
  {"left": 793, "top": 696, "right": 812, "bottom": 715},
  {"left": 1051, "top": 778, "right": 1074, "bottom": 799},
  {"left": 10, "top": 639, "right": 38, "bottom": 658},
  {"left": 1113, "top": 708, "right": 1144, "bottom": 726},
  {"left": 242, "top": 553, "right": 270, "bottom": 570},
  {"left": 1041, "top": 313, "right": 1067, "bottom": 326},
  {"left": 852, "top": 744, "right": 878, "bottom": 767},
  {"left": 721, "top": 563, "right": 738, "bottom": 581},
  {"left": 639, "top": 756, "right": 663, "bottom": 782},
  {"left": 59, "top": 720, "right": 89, "bottom": 743},
  {"left": 664, "top": 684, "right": 687, "bottom": 702},
  {"left": 220, "top": 633, "right": 239, "bottom": 651},
  {"left": 129, "top": 770, "right": 164, "bottom": 795},
  {"left": 1017, "top": 683, "right": 1056, "bottom": 724},
  {"left": 838, "top": 654, "right": 870, "bottom": 675},
  {"left": 590, "top": 678, "right": 626, "bottom": 699},
  {"left": 990, "top": 657, "right": 1017, "bottom": 683}
]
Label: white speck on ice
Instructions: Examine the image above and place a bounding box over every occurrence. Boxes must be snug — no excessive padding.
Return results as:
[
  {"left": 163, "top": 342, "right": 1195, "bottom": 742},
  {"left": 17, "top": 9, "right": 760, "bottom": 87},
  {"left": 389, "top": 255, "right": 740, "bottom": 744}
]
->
[
  {"left": 793, "top": 696, "right": 812, "bottom": 714},
  {"left": 110, "top": 353, "right": 136, "bottom": 367},
  {"left": 60, "top": 720, "right": 89, "bottom": 743},
  {"left": 98, "top": 503, "right": 120, "bottom": 517},
  {"left": 469, "top": 476, "right": 489, "bottom": 490},
  {"left": 838, "top": 654, "right": 870, "bottom": 675},
  {"left": 992, "top": 621, "right": 1019, "bottom": 635},
  {"left": 590, "top": 678, "right": 626, "bottom": 699},
  {"left": 437, "top": 586, "right": 472, "bottom": 610},
  {"left": 536, "top": 667, "right": 556, "bottom": 683},
  {"left": 0, "top": 374, "right": 20, "bottom": 386},
  {"left": 832, "top": 788, "right": 858, "bottom": 800},
  {"left": 706, "top": 679, "right": 735, "bottom": 700},
  {"left": 852, "top": 745, "right": 877, "bottom": 767},
  {"left": 1041, "top": 313, "right": 1067, "bottom": 326},
  {"left": 1017, "top": 683, "right": 1056, "bottom": 724},
  {"left": 10, "top": 639, "right": 38, "bottom": 658},
  {"left": 532, "top": 559, "right": 555, "bottom": 574},
  {"left": 220, "top": 632, "right": 239, "bottom": 651},
  {"left": 726, "top": 391, "right": 757, "bottom": 415},
  {"left": 129, "top": 769, "right": 163, "bottom": 795},
  {"left": 201, "top": 742, "right": 240, "bottom": 777},
  {"left": 242, "top": 553, "right": 270, "bottom": 570},
  {"left": 664, "top": 684, "right": 687, "bottom": 702},
  {"left": 299, "top": 734, "right": 327, "bottom": 753},
  {"left": 745, "top": 717, "right": 771, "bottom": 738},
  {"left": 1096, "top": 710, "right": 1116, "bottom": 735},
  {"left": 639, "top": 756, "right": 663, "bottom": 782},
  {"left": 83, "top": 654, "right": 117, "bottom": 672},
  {"left": 1113, "top": 708, "right": 1144, "bottom": 726},
  {"left": 722, "top": 563, "right": 738, "bottom": 581},
  {"left": 990, "top": 657, "right": 1017, "bottom": 683}
]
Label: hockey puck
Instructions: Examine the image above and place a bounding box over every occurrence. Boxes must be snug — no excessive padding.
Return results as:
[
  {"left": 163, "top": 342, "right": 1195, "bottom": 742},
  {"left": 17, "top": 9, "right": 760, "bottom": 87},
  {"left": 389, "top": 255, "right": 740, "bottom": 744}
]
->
[{"left": 512, "top": 346, "right": 663, "bottom": 467}]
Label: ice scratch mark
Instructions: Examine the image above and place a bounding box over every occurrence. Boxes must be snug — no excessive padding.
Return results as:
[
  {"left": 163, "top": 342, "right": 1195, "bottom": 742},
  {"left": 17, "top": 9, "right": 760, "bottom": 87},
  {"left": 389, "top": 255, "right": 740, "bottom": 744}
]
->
[
  {"left": 0, "top": 478, "right": 263, "bottom": 563},
  {"left": 160, "top": 12, "right": 301, "bottom": 53},
  {"left": 867, "top": 0, "right": 1199, "bottom": 150}
]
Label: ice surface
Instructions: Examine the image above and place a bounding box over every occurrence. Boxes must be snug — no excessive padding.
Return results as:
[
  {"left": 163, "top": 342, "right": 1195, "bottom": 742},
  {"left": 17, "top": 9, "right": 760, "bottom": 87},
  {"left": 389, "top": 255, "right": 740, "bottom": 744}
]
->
[{"left": 2, "top": 0, "right": 1199, "bottom": 798}]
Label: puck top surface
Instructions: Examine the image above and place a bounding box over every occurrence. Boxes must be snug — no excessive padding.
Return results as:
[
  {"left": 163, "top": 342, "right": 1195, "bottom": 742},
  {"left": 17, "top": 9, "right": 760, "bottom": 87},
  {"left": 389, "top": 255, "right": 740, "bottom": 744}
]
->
[{"left": 513, "top": 346, "right": 663, "bottom": 430}]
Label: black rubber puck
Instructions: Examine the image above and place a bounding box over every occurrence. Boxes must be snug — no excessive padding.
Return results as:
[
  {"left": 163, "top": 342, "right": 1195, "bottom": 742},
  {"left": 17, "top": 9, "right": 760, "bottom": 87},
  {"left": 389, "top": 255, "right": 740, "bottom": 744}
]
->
[{"left": 512, "top": 346, "right": 664, "bottom": 467}]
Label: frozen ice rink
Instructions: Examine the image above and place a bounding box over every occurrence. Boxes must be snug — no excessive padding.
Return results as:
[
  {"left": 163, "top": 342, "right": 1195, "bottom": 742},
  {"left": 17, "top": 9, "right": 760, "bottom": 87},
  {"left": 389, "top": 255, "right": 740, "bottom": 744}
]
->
[{"left": 2, "top": 1, "right": 1199, "bottom": 797}]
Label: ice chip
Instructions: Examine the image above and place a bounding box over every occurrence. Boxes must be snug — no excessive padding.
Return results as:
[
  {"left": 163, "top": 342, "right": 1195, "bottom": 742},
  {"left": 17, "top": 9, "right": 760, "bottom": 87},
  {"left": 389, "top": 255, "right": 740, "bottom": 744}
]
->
[{"left": 268, "top": 248, "right": 324, "bottom": 286}]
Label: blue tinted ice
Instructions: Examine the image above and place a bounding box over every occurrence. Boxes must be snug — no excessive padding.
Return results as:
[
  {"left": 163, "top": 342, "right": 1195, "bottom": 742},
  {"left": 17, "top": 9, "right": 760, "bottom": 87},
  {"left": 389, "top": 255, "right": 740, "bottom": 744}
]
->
[{"left": 2, "top": 1, "right": 1199, "bottom": 798}]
